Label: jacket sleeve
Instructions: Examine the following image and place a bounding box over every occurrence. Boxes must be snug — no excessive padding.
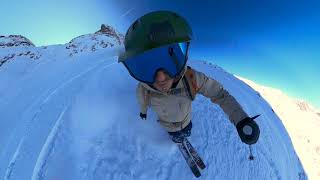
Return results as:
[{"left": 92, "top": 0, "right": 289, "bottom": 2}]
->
[
  {"left": 194, "top": 70, "right": 248, "bottom": 125},
  {"left": 136, "top": 83, "right": 150, "bottom": 114}
]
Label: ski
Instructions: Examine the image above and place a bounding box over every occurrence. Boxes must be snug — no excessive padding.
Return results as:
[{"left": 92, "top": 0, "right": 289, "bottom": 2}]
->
[
  {"left": 177, "top": 142, "right": 201, "bottom": 178},
  {"left": 183, "top": 139, "right": 206, "bottom": 170}
]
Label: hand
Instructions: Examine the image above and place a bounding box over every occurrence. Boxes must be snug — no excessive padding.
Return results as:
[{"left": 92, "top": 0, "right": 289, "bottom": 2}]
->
[
  {"left": 140, "top": 113, "right": 147, "bottom": 120},
  {"left": 236, "top": 116, "right": 260, "bottom": 145}
]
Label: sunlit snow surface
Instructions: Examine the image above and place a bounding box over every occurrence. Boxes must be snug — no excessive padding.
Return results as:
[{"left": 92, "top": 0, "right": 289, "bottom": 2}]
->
[{"left": 0, "top": 43, "right": 307, "bottom": 180}]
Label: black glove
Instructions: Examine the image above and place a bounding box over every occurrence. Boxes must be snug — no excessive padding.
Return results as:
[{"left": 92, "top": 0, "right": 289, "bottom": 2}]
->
[
  {"left": 236, "top": 116, "right": 260, "bottom": 145},
  {"left": 140, "top": 113, "right": 147, "bottom": 120}
]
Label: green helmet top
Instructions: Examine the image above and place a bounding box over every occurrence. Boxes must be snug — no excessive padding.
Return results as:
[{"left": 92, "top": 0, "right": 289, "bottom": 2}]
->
[{"left": 119, "top": 10, "right": 193, "bottom": 62}]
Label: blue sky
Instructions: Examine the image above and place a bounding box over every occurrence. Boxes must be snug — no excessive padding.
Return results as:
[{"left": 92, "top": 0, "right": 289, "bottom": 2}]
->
[{"left": 1, "top": 0, "right": 319, "bottom": 108}]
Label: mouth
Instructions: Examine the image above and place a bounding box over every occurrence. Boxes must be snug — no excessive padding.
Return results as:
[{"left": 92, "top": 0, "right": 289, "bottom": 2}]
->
[{"left": 162, "top": 87, "right": 168, "bottom": 90}]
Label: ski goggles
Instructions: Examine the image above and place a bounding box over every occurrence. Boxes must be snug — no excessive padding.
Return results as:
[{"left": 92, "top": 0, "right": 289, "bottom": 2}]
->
[{"left": 123, "top": 42, "right": 190, "bottom": 84}]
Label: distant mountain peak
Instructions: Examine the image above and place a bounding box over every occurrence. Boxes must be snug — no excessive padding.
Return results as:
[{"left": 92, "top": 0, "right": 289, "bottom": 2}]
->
[
  {"left": 94, "top": 24, "right": 124, "bottom": 45},
  {"left": 295, "top": 100, "right": 314, "bottom": 112},
  {"left": 0, "top": 35, "right": 35, "bottom": 48},
  {"left": 237, "top": 76, "right": 319, "bottom": 113},
  {"left": 64, "top": 24, "right": 124, "bottom": 56},
  {"left": 0, "top": 25, "right": 124, "bottom": 67},
  {"left": 96, "top": 24, "right": 116, "bottom": 34}
]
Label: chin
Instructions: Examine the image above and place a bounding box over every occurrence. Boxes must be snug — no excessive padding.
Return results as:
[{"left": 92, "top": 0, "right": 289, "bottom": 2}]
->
[{"left": 160, "top": 88, "right": 169, "bottom": 93}]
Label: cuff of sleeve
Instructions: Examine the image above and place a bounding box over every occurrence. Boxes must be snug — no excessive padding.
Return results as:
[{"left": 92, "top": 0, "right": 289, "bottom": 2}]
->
[{"left": 229, "top": 109, "right": 249, "bottom": 126}]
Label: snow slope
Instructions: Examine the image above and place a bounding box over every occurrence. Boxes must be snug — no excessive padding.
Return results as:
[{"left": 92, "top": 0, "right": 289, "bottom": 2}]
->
[
  {"left": 237, "top": 77, "right": 320, "bottom": 180},
  {"left": 0, "top": 29, "right": 307, "bottom": 179}
]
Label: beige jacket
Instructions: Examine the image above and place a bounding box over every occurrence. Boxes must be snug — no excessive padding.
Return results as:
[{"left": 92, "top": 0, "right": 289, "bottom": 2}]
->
[{"left": 136, "top": 67, "right": 248, "bottom": 132}]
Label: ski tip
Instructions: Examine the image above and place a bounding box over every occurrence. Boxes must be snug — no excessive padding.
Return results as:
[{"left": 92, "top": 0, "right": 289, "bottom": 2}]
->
[
  {"left": 194, "top": 172, "right": 201, "bottom": 178},
  {"left": 200, "top": 164, "right": 206, "bottom": 170}
]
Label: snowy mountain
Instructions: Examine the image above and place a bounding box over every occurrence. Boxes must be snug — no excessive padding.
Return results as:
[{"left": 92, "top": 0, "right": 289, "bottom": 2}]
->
[
  {"left": 66, "top": 24, "right": 124, "bottom": 57},
  {"left": 0, "top": 25, "right": 307, "bottom": 180},
  {"left": 0, "top": 35, "right": 35, "bottom": 49},
  {"left": 0, "top": 24, "right": 123, "bottom": 68},
  {"left": 237, "top": 77, "right": 320, "bottom": 180},
  {"left": 0, "top": 35, "right": 38, "bottom": 67}
]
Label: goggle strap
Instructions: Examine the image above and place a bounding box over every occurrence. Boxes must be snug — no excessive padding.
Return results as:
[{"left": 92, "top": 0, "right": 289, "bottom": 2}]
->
[{"left": 168, "top": 47, "right": 181, "bottom": 72}]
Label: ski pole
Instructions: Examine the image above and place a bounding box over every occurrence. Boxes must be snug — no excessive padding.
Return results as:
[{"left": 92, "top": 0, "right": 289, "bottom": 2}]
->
[
  {"left": 248, "top": 114, "right": 260, "bottom": 160},
  {"left": 248, "top": 145, "right": 254, "bottom": 160}
]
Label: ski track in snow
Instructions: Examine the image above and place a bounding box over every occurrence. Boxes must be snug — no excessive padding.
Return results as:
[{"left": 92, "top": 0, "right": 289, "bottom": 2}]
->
[
  {"left": 3, "top": 137, "right": 25, "bottom": 180},
  {"left": 30, "top": 59, "right": 117, "bottom": 124},
  {"left": 31, "top": 105, "right": 69, "bottom": 180},
  {"left": 3, "top": 58, "right": 117, "bottom": 180},
  {"left": 30, "top": 60, "right": 117, "bottom": 180},
  {"left": 41, "top": 60, "right": 117, "bottom": 105}
]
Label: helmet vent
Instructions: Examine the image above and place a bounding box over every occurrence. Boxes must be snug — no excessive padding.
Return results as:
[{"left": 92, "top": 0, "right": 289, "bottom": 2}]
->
[{"left": 148, "top": 21, "right": 175, "bottom": 43}]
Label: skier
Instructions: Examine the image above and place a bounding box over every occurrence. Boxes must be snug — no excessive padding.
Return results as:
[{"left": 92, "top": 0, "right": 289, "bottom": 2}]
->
[{"left": 118, "top": 10, "right": 260, "bottom": 176}]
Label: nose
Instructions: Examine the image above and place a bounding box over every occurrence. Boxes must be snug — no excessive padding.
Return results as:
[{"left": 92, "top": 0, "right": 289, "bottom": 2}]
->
[
  {"left": 154, "top": 68, "right": 170, "bottom": 82},
  {"left": 156, "top": 72, "right": 167, "bottom": 82}
]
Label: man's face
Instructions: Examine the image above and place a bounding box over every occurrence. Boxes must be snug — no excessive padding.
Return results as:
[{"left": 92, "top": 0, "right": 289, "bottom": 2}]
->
[{"left": 152, "top": 70, "right": 174, "bottom": 93}]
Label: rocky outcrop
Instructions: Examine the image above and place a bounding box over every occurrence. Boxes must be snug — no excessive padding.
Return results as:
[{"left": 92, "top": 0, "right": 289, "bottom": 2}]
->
[
  {"left": 0, "top": 35, "right": 35, "bottom": 48},
  {"left": 295, "top": 100, "right": 313, "bottom": 112},
  {"left": 66, "top": 24, "right": 124, "bottom": 56},
  {"left": 95, "top": 24, "right": 124, "bottom": 45},
  {"left": 0, "top": 51, "right": 41, "bottom": 67},
  {"left": 0, "top": 35, "right": 38, "bottom": 67}
]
